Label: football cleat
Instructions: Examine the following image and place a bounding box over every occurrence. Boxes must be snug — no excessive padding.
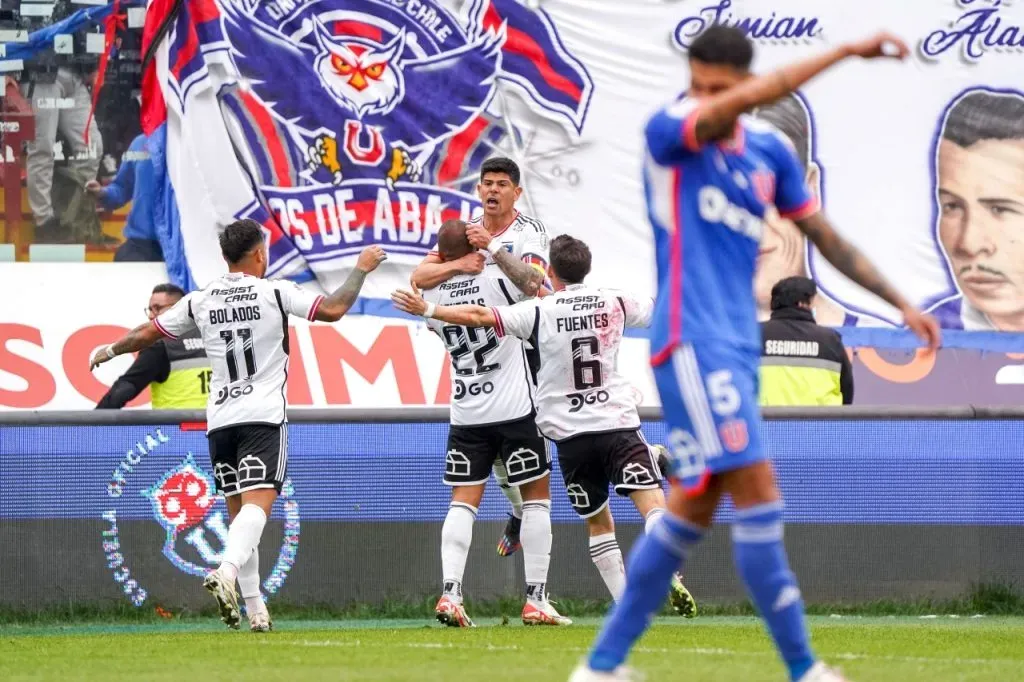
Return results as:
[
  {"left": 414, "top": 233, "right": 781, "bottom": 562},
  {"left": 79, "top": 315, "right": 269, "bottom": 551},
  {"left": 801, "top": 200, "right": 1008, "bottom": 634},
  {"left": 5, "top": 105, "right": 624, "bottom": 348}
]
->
[
  {"left": 435, "top": 595, "right": 475, "bottom": 627},
  {"left": 568, "top": 663, "right": 642, "bottom": 681},
  {"left": 203, "top": 568, "right": 241, "bottom": 630},
  {"left": 523, "top": 600, "right": 573, "bottom": 626},
  {"left": 497, "top": 513, "right": 522, "bottom": 556},
  {"left": 798, "top": 662, "right": 851, "bottom": 682},
  {"left": 248, "top": 609, "right": 273, "bottom": 633},
  {"left": 669, "top": 573, "right": 698, "bottom": 618}
]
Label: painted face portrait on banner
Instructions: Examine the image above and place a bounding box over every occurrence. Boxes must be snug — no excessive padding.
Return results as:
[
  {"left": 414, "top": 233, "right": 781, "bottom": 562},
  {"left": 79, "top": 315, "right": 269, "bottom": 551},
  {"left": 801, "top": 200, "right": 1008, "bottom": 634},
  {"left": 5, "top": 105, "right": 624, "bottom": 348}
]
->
[
  {"left": 933, "top": 88, "right": 1024, "bottom": 333},
  {"left": 751, "top": 93, "right": 849, "bottom": 327}
]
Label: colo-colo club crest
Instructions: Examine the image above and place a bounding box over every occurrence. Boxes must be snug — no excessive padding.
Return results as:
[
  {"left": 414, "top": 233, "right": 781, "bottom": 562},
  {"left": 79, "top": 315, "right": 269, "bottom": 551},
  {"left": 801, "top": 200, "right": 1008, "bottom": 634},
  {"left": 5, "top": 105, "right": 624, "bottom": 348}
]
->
[
  {"left": 215, "top": 0, "right": 592, "bottom": 269},
  {"left": 100, "top": 429, "right": 300, "bottom": 607}
]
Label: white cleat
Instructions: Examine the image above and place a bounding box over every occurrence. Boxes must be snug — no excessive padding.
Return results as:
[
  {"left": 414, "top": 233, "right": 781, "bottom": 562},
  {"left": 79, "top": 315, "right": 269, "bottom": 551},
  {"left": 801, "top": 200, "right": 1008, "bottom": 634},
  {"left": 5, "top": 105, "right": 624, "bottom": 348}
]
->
[
  {"left": 203, "top": 568, "right": 241, "bottom": 630},
  {"left": 799, "top": 662, "right": 851, "bottom": 682},
  {"left": 568, "top": 663, "right": 642, "bottom": 681},
  {"left": 522, "top": 599, "right": 572, "bottom": 626},
  {"left": 248, "top": 609, "right": 273, "bottom": 633}
]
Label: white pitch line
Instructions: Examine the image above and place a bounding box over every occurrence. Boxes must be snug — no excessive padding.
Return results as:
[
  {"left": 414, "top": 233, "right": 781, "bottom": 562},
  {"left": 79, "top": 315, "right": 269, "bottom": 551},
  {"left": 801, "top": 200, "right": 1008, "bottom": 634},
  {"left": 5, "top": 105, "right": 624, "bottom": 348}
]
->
[{"left": 262, "top": 639, "right": 1024, "bottom": 667}]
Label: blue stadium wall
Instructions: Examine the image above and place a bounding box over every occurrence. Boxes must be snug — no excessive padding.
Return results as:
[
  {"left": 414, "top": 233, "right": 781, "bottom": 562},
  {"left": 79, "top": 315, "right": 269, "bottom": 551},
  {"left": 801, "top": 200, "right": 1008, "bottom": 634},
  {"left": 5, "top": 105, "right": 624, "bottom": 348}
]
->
[{"left": 2, "top": 418, "right": 1023, "bottom": 610}]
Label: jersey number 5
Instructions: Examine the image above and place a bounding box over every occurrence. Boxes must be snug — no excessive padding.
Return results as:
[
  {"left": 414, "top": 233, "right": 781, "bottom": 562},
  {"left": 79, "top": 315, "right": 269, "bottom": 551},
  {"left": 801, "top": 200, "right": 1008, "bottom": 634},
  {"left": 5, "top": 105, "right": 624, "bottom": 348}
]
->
[
  {"left": 219, "top": 328, "right": 257, "bottom": 383},
  {"left": 442, "top": 326, "right": 501, "bottom": 376}
]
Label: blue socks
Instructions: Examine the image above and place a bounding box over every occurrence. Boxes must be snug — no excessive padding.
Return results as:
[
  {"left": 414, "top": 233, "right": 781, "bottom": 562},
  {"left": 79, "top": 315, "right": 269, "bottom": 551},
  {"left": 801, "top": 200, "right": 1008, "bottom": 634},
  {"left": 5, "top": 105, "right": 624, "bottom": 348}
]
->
[
  {"left": 587, "top": 513, "right": 704, "bottom": 672},
  {"left": 732, "top": 501, "right": 815, "bottom": 681}
]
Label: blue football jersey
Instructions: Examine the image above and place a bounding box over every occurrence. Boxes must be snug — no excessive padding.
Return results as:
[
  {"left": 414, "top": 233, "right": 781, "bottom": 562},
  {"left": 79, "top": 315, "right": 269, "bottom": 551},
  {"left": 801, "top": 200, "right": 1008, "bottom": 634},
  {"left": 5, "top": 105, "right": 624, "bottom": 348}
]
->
[{"left": 643, "top": 98, "right": 819, "bottom": 364}]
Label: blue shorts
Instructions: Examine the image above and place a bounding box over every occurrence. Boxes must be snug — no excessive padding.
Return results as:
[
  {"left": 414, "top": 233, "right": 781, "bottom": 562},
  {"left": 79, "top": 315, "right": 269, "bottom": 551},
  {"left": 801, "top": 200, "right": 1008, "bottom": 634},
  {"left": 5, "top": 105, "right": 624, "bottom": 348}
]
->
[{"left": 652, "top": 342, "right": 764, "bottom": 496}]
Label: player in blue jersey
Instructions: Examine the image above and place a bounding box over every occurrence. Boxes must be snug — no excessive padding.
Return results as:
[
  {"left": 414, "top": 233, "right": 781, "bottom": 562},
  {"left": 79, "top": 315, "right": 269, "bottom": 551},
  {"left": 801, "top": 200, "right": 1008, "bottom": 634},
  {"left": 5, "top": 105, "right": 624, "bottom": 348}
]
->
[{"left": 569, "top": 26, "right": 941, "bottom": 682}]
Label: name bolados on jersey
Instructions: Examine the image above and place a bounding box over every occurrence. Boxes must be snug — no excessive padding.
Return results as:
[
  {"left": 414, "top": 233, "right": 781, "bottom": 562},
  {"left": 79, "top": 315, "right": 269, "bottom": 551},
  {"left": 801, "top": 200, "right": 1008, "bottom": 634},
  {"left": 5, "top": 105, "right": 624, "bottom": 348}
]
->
[
  {"left": 490, "top": 284, "right": 653, "bottom": 441},
  {"left": 154, "top": 273, "right": 324, "bottom": 432},
  {"left": 424, "top": 274, "right": 535, "bottom": 427}
]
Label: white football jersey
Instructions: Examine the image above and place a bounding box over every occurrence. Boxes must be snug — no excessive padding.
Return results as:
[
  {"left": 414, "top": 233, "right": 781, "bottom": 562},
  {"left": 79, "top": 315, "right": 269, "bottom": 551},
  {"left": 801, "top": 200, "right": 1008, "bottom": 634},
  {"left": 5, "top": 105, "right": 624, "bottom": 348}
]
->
[
  {"left": 491, "top": 284, "right": 654, "bottom": 441},
  {"left": 154, "top": 273, "right": 323, "bottom": 432},
  {"left": 470, "top": 210, "right": 550, "bottom": 275},
  {"left": 424, "top": 273, "right": 535, "bottom": 427}
]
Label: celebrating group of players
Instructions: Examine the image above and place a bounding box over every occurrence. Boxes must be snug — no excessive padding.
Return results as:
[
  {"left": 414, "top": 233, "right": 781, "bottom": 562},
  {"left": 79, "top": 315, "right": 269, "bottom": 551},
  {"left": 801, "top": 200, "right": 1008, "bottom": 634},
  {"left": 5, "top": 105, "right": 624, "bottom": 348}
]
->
[{"left": 92, "top": 24, "right": 944, "bottom": 682}]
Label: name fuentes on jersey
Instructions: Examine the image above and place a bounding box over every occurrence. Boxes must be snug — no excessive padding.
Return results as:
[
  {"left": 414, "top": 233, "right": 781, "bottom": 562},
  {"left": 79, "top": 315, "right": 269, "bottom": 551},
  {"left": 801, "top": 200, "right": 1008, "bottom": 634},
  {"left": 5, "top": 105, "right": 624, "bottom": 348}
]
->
[
  {"left": 210, "top": 306, "right": 262, "bottom": 324},
  {"left": 557, "top": 313, "right": 610, "bottom": 333}
]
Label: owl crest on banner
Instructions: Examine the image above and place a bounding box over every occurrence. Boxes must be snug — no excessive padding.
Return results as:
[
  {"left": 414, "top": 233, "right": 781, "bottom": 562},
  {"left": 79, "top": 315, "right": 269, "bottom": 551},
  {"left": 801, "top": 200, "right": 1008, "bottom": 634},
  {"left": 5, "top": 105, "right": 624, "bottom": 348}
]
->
[{"left": 166, "top": 0, "right": 593, "bottom": 282}]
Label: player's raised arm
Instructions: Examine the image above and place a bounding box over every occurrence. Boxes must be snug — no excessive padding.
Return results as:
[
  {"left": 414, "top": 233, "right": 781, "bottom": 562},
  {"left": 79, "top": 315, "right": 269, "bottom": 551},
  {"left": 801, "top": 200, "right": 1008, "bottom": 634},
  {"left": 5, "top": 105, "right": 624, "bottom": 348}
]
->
[
  {"left": 685, "top": 32, "right": 909, "bottom": 147},
  {"left": 466, "top": 223, "right": 547, "bottom": 298},
  {"left": 793, "top": 212, "right": 941, "bottom": 349},
  {"left": 310, "top": 246, "right": 388, "bottom": 322}
]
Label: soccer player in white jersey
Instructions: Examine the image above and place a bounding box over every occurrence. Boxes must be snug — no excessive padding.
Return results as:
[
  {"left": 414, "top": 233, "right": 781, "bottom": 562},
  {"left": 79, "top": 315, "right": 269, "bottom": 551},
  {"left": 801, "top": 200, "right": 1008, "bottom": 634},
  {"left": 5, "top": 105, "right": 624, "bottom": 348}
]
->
[
  {"left": 91, "top": 219, "right": 386, "bottom": 631},
  {"left": 394, "top": 235, "right": 697, "bottom": 615},
  {"left": 412, "top": 157, "right": 552, "bottom": 558},
  {"left": 418, "top": 219, "right": 569, "bottom": 627}
]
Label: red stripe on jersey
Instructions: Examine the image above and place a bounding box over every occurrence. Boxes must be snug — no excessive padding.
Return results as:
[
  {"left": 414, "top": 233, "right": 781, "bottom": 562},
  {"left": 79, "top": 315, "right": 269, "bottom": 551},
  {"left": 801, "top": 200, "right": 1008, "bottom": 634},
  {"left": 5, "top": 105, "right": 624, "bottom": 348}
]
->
[
  {"left": 682, "top": 108, "right": 701, "bottom": 153},
  {"left": 650, "top": 168, "right": 684, "bottom": 367},
  {"left": 481, "top": 210, "right": 520, "bottom": 240},
  {"left": 779, "top": 196, "right": 820, "bottom": 221},
  {"left": 152, "top": 317, "right": 177, "bottom": 340},
  {"left": 491, "top": 307, "right": 506, "bottom": 337},
  {"left": 307, "top": 295, "right": 325, "bottom": 321}
]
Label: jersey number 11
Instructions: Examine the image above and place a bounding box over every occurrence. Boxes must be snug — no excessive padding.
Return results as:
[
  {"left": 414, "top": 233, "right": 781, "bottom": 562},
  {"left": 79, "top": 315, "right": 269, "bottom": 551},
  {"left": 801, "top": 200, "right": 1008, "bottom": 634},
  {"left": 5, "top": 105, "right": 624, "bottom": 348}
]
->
[{"left": 219, "top": 328, "right": 257, "bottom": 382}]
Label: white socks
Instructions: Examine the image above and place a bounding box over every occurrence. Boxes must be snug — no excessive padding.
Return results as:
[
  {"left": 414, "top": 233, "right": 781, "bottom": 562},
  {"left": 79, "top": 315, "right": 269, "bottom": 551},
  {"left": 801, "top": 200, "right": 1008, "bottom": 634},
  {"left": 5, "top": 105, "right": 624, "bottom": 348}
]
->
[
  {"left": 219, "top": 503, "right": 267, "bottom": 582},
  {"left": 589, "top": 532, "right": 625, "bottom": 601},
  {"left": 493, "top": 460, "right": 523, "bottom": 519},
  {"left": 441, "top": 502, "right": 477, "bottom": 603},
  {"left": 521, "top": 499, "right": 552, "bottom": 602},
  {"left": 645, "top": 507, "right": 665, "bottom": 535},
  {"left": 237, "top": 547, "right": 265, "bottom": 615}
]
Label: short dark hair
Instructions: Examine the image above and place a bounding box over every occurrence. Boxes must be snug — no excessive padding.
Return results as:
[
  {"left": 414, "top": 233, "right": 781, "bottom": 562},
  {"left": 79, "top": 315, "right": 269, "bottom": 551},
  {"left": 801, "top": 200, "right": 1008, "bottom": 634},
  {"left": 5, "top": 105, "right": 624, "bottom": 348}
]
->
[
  {"left": 437, "top": 219, "right": 472, "bottom": 261},
  {"left": 942, "top": 89, "right": 1024, "bottom": 148},
  {"left": 219, "top": 219, "right": 265, "bottom": 265},
  {"left": 480, "top": 157, "right": 520, "bottom": 185},
  {"left": 770, "top": 276, "right": 816, "bottom": 310},
  {"left": 550, "top": 234, "right": 591, "bottom": 285},
  {"left": 752, "top": 93, "right": 812, "bottom": 170},
  {"left": 688, "top": 25, "right": 754, "bottom": 71},
  {"left": 152, "top": 283, "right": 186, "bottom": 299}
]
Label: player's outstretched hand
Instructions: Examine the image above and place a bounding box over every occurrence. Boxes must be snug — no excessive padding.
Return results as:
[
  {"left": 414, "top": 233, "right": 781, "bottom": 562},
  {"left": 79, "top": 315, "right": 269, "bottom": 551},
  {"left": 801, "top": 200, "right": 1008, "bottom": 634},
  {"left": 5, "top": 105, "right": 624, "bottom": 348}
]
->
[
  {"left": 89, "top": 345, "right": 114, "bottom": 371},
  {"left": 457, "top": 252, "right": 486, "bottom": 275},
  {"left": 466, "top": 225, "right": 491, "bottom": 250},
  {"left": 902, "top": 307, "right": 942, "bottom": 352},
  {"left": 392, "top": 285, "right": 428, "bottom": 316},
  {"left": 356, "top": 246, "right": 388, "bottom": 273},
  {"left": 846, "top": 32, "right": 910, "bottom": 60}
]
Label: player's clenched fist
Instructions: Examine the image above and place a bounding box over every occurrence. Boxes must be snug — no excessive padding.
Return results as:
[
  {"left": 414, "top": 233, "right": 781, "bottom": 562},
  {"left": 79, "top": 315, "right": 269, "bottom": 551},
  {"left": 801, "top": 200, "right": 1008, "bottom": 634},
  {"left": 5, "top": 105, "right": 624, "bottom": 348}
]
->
[
  {"left": 356, "top": 246, "right": 388, "bottom": 273},
  {"left": 466, "top": 225, "right": 492, "bottom": 250}
]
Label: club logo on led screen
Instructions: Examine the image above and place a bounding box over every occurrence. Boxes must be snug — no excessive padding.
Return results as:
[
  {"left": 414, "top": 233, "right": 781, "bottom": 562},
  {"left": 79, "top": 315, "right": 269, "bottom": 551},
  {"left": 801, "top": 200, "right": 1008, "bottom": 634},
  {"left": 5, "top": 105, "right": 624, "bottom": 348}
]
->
[{"left": 100, "top": 428, "right": 301, "bottom": 607}]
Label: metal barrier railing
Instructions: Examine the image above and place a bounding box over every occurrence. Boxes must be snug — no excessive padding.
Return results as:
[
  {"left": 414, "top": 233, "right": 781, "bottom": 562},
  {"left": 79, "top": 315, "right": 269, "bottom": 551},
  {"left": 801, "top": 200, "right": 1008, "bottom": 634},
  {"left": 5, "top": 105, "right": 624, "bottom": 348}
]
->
[{"left": 0, "top": 405, "right": 1022, "bottom": 425}]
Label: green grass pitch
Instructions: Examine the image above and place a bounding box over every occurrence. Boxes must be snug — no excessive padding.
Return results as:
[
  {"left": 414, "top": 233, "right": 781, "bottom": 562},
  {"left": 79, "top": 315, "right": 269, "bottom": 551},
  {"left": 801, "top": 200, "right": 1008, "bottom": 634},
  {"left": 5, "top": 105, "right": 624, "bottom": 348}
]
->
[{"left": 3, "top": 617, "right": 1023, "bottom": 681}]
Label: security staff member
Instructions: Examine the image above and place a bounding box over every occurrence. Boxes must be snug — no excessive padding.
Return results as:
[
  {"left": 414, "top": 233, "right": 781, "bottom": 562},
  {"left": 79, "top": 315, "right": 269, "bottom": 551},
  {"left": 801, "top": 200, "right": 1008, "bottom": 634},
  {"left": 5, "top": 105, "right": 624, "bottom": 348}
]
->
[
  {"left": 759, "top": 276, "right": 853, "bottom": 406},
  {"left": 96, "top": 284, "right": 211, "bottom": 409}
]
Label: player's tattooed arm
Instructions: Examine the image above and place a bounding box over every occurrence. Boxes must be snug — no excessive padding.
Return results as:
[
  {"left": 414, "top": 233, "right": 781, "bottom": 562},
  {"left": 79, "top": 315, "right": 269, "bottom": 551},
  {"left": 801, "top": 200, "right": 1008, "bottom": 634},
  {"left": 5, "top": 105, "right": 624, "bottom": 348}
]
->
[
  {"left": 794, "top": 213, "right": 908, "bottom": 310},
  {"left": 692, "top": 32, "right": 910, "bottom": 145},
  {"left": 795, "top": 213, "right": 942, "bottom": 349},
  {"left": 316, "top": 246, "right": 388, "bottom": 321},
  {"left": 490, "top": 247, "right": 545, "bottom": 298},
  {"left": 89, "top": 321, "right": 163, "bottom": 370}
]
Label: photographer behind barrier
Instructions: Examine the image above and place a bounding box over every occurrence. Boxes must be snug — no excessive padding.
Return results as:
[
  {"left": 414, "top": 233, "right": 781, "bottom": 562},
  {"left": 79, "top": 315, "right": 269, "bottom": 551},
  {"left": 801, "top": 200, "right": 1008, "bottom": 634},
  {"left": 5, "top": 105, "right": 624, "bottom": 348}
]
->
[
  {"left": 96, "top": 284, "right": 210, "bottom": 409},
  {"left": 759, "top": 276, "right": 853, "bottom": 406},
  {"left": 7, "top": 0, "right": 104, "bottom": 244}
]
